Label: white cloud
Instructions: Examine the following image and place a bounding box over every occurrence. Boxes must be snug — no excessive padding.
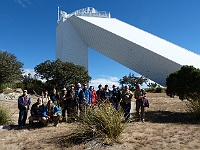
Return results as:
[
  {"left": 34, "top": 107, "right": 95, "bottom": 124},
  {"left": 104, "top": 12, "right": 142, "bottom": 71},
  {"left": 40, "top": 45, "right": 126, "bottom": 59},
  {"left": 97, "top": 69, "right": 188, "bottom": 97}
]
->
[
  {"left": 22, "top": 68, "right": 35, "bottom": 77},
  {"left": 15, "top": 0, "right": 31, "bottom": 7},
  {"left": 23, "top": 68, "right": 46, "bottom": 82},
  {"left": 89, "top": 75, "right": 120, "bottom": 90},
  {"left": 22, "top": 71, "right": 120, "bottom": 89}
]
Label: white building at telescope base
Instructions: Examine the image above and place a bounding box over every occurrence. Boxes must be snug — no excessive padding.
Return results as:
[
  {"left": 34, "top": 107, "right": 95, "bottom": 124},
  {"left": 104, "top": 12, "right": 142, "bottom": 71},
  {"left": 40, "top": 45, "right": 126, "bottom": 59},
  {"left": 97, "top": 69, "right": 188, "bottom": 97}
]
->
[{"left": 56, "top": 7, "right": 200, "bottom": 86}]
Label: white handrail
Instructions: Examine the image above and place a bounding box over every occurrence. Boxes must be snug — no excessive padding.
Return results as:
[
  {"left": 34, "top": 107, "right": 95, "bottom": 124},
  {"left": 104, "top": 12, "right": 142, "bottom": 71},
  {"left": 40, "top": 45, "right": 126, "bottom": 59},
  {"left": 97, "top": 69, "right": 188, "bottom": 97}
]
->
[{"left": 59, "top": 7, "right": 111, "bottom": 20}]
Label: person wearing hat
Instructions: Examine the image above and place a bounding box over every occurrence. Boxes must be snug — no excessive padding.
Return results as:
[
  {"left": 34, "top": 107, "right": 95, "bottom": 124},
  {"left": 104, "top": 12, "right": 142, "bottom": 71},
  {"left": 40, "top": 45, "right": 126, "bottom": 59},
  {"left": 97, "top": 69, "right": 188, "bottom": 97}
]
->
[
  {"left": 78, "top": 84, "right": 91, "bottom": 118},
  {"left": 18, "top": 90, "right": 31, "bottom": 128},
  {"left": 82, "top": 84, "right": 91, "bottom": 106},
  {"left": 60, "top": 87, "right": 68, "bottom": 122},
  {"left": 76, "top": 83, "right": 84, "bottom": 105},
  {"left": 76, "top": 83, "right": 84, "bottom": 117}
]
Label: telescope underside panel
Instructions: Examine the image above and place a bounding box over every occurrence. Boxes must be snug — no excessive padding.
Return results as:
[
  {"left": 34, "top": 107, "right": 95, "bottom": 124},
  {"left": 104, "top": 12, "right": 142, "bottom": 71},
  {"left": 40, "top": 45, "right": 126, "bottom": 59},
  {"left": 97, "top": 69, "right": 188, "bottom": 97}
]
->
[{"left": 56, "top": 15, "right": 200, "bottom": 86}]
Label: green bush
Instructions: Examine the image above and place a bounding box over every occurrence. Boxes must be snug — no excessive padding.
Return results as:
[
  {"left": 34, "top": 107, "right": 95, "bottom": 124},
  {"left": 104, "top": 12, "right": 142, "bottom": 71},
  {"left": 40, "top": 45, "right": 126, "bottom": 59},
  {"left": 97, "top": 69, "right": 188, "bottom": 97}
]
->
[
  {"left": 154, "top": 87, "right": 166, "bottom": 93},
  {"left": 60, "top": 103, "right": 125, "bottom": 147},
  {"left": 0, "top": 83, "right": 16, "bottom": 93},
  {"left": 17, "top": 79, "right": 45, "bottom": 95},
  {"left": 166, "top": 65, "right": 200, "bottom": 100},
  {"left": 0, "top": 105, "right": 11, "bottom": 125},
  {"left": 145, "top": 87, "right": 166, "bottom": 93}
]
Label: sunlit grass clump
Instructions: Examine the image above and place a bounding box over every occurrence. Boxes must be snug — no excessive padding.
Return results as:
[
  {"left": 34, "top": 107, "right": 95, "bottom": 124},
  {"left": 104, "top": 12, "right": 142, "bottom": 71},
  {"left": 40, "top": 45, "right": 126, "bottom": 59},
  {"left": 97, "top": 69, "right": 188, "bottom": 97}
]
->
[
  {"left": 186, "top": 96, "right": 200, "bottom": 119},
  {"left": 60, "top": 102, "right": 125, "bottom": 147},
  {"left": 0, "top": 105, "right": 11, "bottom": 125}
]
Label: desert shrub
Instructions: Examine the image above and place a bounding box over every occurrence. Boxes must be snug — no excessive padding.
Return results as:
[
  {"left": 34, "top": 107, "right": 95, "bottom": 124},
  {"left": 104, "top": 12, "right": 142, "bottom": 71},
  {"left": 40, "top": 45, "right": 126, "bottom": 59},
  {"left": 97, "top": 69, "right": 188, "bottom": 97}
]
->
[
  {"left": 145, "top": 87, "right": 166, "bottom": 93},
  {"left": 0, "top": 83, "right": 16, "bottom": 93},
  {"left": 186, "top": 96, "right": 200, "bottom": 119},
  {"left": 60, "top": 103, "right": 124, "bottom": 148},
  {"left": 166, "top": 65, "right": 200, "bottom": 100},
  {"left": 0, "top": 105, "right": 12, "bottom": 125},
  {"left": 154, "top": 86, "right": 166, "bottom": 93},
  {"left": 82, "top": 103, "right": 124, "bottom": 139}
]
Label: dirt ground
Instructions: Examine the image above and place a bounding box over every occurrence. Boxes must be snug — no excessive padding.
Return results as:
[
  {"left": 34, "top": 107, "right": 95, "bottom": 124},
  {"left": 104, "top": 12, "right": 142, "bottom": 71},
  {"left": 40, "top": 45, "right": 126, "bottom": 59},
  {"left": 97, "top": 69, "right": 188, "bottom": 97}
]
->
[{"left": 0, "top": 93, "right": 200, "bottom": 150}]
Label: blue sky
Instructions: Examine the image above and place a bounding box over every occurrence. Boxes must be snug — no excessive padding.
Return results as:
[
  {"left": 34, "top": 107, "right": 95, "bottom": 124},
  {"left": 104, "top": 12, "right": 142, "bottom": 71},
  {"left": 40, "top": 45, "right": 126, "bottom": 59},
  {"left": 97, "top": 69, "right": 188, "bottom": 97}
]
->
[{"left": 1, "top": 0, "right": 200, "bottom": 89}]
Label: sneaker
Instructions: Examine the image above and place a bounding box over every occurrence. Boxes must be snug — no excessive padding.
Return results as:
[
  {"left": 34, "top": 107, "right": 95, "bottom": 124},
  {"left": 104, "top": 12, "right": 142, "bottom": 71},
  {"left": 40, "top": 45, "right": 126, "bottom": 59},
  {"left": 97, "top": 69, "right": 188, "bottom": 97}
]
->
[
  {"left": 54, "top": 123, "right": 58, "bottom": 127},
  {"left": 141, "top": 118, "right": 145, "bottom": 122}
]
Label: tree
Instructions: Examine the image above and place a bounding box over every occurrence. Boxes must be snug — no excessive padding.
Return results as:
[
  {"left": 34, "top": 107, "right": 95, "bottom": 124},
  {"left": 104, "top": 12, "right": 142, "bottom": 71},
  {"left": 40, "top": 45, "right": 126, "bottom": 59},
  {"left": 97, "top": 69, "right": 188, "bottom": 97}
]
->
[
  {"left": 17, "top": 73, "right": 44, "bottom": 95},
  {"left": 119, "top": 73, "right": 148, "bottom": 90},
  {"left": 147, "top": 82, "right": 158, "bottom": 89},
  {"left": 34, "top": 59, "right": 91, "bottom": 90},
  {"left": 166, "top": 65, "right": 200, "bottom": 100},
  {"left": 0, "top": 51, "right": 23, "bottom": 84}
]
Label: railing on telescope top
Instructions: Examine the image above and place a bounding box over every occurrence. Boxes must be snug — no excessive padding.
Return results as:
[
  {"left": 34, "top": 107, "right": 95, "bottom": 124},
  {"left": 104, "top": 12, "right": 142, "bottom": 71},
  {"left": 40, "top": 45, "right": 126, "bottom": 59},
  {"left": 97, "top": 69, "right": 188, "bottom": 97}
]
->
[{"left": 59, "top": 7, "right": 111, "bottom": 20}]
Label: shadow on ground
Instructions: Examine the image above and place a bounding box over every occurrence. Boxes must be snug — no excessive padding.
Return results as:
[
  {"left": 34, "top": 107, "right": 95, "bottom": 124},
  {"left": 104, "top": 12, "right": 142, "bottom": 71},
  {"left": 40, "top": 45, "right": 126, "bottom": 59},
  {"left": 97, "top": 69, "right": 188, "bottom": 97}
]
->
[
  {"left": 8, "top": 122, "right": 47, "bottom": 130},
  {"left": 145, "top": 111, "right": 199, "bottom": 124}
]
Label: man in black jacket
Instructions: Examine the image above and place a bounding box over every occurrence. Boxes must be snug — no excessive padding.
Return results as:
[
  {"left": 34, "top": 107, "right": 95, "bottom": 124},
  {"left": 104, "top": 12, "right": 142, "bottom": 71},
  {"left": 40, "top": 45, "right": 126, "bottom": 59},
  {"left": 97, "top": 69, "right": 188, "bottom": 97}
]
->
[
  {"left": 29, "top": 97, "right": 45, "bottom": 126},
  {"left": 96, "top": 84, "right": 105, "bottom": 104},
  {"left": 111, "top": 84, "right": 121, "bottom": 110}
]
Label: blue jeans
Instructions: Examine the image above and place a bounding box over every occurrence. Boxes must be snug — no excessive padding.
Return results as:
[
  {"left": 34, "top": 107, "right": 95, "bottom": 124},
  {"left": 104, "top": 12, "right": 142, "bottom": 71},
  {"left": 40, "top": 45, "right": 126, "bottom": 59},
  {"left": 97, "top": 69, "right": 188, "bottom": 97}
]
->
[
  {"left": 122, "top": 102, "right": 131, "bottom": 120},
  {"left": 113, "top": 102, "right": 120, "bottom": 110},
  {"left": 18, "top": 109, "right": 28, "bottom": 127}
]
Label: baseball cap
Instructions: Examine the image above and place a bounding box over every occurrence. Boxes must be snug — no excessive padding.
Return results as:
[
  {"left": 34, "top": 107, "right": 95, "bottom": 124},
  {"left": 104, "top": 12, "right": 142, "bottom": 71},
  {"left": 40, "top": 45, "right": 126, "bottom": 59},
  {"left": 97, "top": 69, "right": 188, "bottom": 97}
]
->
[
  {"left": 62, "top": 87, "right": 67, "bottom": 91},
  {"left": 23, "top": 90, "right": 27, "bottom": 92}
]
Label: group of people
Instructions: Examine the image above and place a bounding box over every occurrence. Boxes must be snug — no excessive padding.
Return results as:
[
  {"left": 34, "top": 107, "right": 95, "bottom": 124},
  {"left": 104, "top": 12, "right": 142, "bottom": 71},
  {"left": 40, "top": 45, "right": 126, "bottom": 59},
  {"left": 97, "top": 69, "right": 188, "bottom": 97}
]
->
[
  {"left": 18, "top": 90, "right": 61, "bottom": 128},
  {"left": 17, "top": 83, "right": 147, "bottom": 128}
]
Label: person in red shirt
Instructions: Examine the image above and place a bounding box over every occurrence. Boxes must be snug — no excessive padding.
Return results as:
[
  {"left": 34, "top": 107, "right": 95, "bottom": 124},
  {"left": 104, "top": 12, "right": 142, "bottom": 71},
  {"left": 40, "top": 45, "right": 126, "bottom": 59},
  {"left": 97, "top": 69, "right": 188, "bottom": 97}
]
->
[{"left": 89, "top": 86, "right": 98, "bottom": 107}]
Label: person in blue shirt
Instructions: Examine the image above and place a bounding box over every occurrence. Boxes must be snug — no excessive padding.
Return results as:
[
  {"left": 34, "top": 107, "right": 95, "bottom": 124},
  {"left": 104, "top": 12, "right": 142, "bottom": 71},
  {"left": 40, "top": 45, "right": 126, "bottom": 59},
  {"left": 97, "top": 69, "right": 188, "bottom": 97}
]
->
[
  {"left": 78, "top": 84, "right": 91, "bottom": 118},
  {"left": 82, "top": 84, "right": 91, "bottom": 105},
  {"left": 76, "top": 83, "right": 84, "bottom": 105},
  {"left": 104, "top": 85, "right": 112, "bottom": 102},
  {"left": 50, "top": 88, "right": 60, "bottom": 107},
  {"left": 42, "top": 100, "right": 61, "bottom": 127}
]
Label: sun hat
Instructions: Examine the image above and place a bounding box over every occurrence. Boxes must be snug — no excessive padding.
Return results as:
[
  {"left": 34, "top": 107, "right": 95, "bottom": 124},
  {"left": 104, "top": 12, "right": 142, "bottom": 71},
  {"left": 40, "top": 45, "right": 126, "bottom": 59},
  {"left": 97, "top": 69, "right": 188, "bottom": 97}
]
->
[{"left": 62, "top": 87, "right": 67, "bottom": 91}]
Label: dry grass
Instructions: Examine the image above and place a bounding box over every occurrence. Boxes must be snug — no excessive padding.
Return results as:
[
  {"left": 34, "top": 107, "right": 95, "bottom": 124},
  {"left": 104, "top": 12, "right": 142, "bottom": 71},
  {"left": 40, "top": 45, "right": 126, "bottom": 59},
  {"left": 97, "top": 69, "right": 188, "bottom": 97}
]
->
[
  {"left": 58, "top": 103, "right": 124, "bottom": 148},
  {"left": 0, "top": 93, "right": 200, "bottom": 150},
  {"left": 0, "top": 105, "right": 12, "bottom": 125}
]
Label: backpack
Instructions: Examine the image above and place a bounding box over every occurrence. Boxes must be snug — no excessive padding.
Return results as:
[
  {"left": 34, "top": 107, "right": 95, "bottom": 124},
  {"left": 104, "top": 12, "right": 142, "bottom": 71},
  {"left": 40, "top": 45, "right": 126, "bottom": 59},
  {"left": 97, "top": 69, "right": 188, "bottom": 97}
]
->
[{"left": 142, "top": 98, "right": 149, "bottom": 107}]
